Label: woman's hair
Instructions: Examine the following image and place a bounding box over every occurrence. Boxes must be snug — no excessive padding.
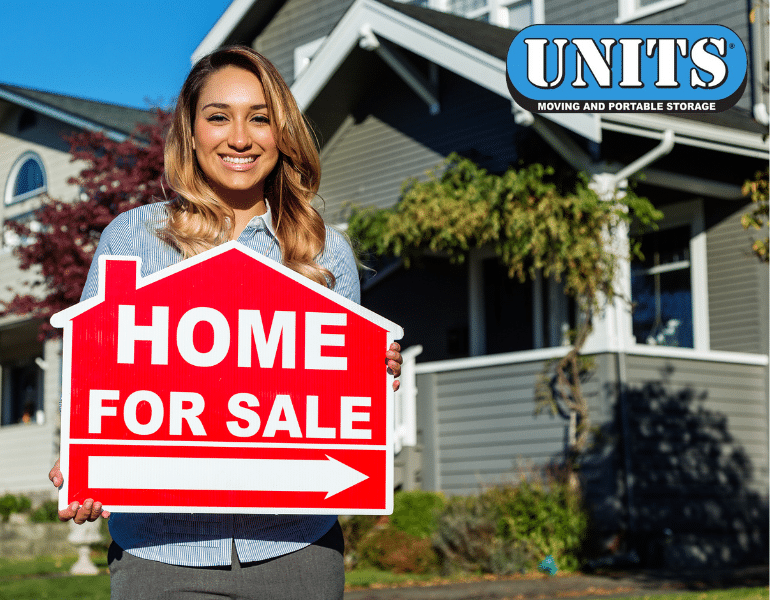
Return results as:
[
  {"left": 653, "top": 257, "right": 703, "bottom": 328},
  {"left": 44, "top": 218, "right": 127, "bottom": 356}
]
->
[{"left": 162, "top": 45, "right": 332, "bottom": 287}]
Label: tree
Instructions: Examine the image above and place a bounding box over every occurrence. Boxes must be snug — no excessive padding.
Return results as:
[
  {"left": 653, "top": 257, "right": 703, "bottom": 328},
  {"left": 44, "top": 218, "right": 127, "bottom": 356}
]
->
[
  {"left": 3, "top": 109, "right": 172, "bottom": 335},
  {"left": 348, "top": 154, "right": 661, "bottom": 467}
]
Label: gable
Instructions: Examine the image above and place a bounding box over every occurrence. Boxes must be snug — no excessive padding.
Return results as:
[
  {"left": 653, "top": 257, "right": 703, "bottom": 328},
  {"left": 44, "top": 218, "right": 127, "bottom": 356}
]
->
[{"left": 291, "top": 0, "right": 601, "bottom": 142}]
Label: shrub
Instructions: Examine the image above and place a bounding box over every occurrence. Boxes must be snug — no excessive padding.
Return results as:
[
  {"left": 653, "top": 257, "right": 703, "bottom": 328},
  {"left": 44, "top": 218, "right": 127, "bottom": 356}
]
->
[
  {"left": 434, "top": 477, "right": 588, "bottom": 574},
  {"left": 390, "top": 491, "right": 445, "bottom": 539},
  {"left": 29, "top": 499, "right": 60, "bottom": 523},
  {"left": 0, "top": 494, "right": 31, "bottom": 522},
  {"left": 340, "top": 514, "right": 379, "bottom": 570},
  {"left": 492, "top": 479, "right": 588, "bottom": 572},
  {"left": 358, "top": 527, "right": 439, "bottom": 574},
  {"left": 434, "top": 494, "right": 532, "bottom": 575}
]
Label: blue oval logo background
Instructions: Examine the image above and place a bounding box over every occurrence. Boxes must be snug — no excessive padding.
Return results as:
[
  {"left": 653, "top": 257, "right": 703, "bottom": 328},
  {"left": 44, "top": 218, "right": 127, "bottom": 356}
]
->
[{"left": 507, "top": 24, "right": 747, "bottom": 113}]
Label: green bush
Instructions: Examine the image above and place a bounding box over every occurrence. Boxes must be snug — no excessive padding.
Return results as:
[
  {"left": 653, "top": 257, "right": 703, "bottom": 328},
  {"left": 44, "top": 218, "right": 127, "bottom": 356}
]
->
[
  {"left": 433, "top": 477, "right": 587, "bottom": 574},
  {"left": 492, "top": 479, "right": 587, "bottom": 572},
  {"left": 340, "top": 514, "right": 379, "bottom": 570},
  {"left": 390, "top": 491, "right": 445, "bottom": 539},
  {"left": 29, "top": 500, "right": 60, "bottom": 523},
  {"left": 0, "top": 494, "right": 31, "bottom": 522}
]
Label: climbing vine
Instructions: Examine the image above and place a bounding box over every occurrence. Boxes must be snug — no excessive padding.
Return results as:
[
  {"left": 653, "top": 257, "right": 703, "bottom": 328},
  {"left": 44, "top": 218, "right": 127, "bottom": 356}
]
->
[
  {"left": 741, "top": 168, "right": 769, "bottom": 263},
  {"left": 348, "top": 154, "right": 662, "bottom": 460}
]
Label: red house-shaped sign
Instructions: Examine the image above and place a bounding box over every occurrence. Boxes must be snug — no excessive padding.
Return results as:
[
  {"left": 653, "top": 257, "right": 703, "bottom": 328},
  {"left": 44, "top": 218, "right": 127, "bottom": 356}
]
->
[{"left": 52, "top": 241, "right": 403, "bottom": 515}]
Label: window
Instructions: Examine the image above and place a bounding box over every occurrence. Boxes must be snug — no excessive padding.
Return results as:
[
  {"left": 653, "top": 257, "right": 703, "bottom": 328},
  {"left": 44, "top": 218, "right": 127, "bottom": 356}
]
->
[
  {"left": 0, "top": 357, "right": 44, "bottom": 426},
  {"left": 631, "top": 225, "right": 693, "bottom": 347},
  {"left": 617, "top": 0, "right": 686, "bottom": 23},
  {"left": 0, "top": 322, "right": 45, "bottom": 427},
  {"left": 630, "top": 200, "right": 709, "bottom": 350},
  {"left": 5, "top": 152, "right": 47, "bottom": 205}
]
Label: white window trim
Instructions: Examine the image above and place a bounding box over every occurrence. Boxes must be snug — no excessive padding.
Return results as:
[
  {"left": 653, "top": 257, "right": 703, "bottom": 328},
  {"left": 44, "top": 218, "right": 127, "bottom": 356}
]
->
[
  {"left": 616, "top": 0, "right": 686, "bottom": 23},
  {"left": 631, "top": 198, "right": 709, "bottom": 351},
  {"left": 4, "top": 151, "right": 47, "bottom": 206}
]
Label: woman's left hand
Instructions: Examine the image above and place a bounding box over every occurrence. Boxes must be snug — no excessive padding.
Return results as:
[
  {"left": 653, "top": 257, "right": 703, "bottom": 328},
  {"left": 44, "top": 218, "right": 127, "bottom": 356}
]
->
[{"left": 387, "top": 342, "right": 403, "bottom": 392}]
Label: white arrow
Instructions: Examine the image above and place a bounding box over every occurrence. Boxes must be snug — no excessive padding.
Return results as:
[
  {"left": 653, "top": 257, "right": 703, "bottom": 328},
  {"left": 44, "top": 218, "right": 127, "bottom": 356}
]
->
[{"left": 89, "top": 455, "right": 369, "bottom": 499}]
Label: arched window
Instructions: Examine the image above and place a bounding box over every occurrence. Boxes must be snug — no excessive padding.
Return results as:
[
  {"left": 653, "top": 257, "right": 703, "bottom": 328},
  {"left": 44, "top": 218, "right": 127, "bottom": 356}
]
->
[{"left": 5, "top": 152, "right": 47, "bottom": 205}]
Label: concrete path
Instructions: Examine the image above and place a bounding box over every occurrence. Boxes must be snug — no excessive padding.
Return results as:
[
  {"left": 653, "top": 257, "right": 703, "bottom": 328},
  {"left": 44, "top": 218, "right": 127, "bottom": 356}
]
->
[{"left": 345, "top": 565, "right": 768, "bottom": 600}]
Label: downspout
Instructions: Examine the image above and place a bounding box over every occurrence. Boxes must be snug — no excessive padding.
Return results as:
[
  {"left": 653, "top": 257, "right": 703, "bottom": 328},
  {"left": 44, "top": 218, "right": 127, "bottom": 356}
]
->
[
  {"left": 746, "top": 0, "right": 769, "bottom": 126},
  {"left": 599, "top": 128, "right": 675, "bottom": 542}
]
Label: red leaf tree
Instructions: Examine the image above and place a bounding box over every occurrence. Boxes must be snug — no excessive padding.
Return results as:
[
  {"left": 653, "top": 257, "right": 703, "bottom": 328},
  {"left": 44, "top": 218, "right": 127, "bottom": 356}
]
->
[{"left": 4, "top": 109, "right": 172, "bottom": 335}]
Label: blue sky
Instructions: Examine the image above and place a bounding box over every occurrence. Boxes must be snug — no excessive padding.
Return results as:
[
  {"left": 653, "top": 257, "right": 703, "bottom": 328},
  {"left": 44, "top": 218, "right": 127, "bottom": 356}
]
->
[{"left": 1, "top": 1, "right": 233, "bottom": 109}]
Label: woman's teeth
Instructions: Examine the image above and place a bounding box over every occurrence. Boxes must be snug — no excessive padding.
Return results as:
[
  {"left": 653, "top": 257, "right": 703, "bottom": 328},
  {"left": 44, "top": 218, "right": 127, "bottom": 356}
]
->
[{"left": 222, "top": 156, "right": 255, "bottom": 164}]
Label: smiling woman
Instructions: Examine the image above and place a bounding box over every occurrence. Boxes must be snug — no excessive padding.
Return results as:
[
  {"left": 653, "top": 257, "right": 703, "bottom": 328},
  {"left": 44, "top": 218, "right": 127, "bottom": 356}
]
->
[{"left": 48, "top": 45, "right": 404, "bottom": 600}]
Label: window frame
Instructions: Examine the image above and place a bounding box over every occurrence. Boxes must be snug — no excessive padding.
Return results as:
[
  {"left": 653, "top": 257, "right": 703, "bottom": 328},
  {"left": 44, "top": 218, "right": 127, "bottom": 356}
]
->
[
  {"left": 5, "top": 151, "right": 47, "bottom": 206},
  {"left": 630, "top": 199, "right": 709, "bottom": 351},
  {"left": 616, "top": 0, "right": 686, "bottom": 23}
]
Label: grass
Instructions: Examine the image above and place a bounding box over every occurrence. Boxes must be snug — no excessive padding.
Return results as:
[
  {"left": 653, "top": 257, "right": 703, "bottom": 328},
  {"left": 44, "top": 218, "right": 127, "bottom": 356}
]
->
[
  {"left": 623, "top": 590, "right": 768, "bottom": 600},
  {"left": 0, "top": 555, "right": 766, "bottom": 600}
]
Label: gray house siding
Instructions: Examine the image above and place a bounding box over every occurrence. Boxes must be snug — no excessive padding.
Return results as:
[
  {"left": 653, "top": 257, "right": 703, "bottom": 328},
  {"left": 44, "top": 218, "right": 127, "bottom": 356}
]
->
[
  {"left": 414, "top": 349, "right": 768, "bottom": 563},
  {"left": 707, "top": 201, "right": 769, "bottom": 355},
  {"left": 614, "top": 352, "right": 769, "bottom": 564},
  {"left": 416, "top": 353, "right": 605, "bottom": 496},
  {"left": 317, "top": 70, "right": 523, "bottom": 223},
  {"left": 621, "top": 353, "right": 768, "bottom": 496},
  {"left": 252, "top": 0, "right": 355, "bottom": 84}
]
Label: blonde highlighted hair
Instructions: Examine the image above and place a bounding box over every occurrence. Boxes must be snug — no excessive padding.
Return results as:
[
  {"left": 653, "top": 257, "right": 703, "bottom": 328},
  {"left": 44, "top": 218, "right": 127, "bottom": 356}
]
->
[{"left": 162, "top": 45, "right": 333, "bottom": 287}]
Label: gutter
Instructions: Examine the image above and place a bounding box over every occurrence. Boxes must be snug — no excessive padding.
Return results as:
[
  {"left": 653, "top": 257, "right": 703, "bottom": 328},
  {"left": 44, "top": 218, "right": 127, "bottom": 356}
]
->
[{"left": 608, "top": 129, "right": 676, "bottom": 191}]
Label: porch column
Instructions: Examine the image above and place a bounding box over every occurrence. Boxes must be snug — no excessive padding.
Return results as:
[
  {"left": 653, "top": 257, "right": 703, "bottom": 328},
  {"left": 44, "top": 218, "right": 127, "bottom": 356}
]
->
[
  {"left": 583, "top": 173, "right": 635, "bottom": 353},
  {"left": 468, "top": 249, "right": 486, "bottom": 356}
]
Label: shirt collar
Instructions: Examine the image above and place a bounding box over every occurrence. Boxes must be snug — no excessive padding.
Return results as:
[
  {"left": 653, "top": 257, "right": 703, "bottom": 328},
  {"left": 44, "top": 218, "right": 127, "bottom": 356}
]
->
[{"left": 244, "top": 201, "right": 276, "bottom": 238}]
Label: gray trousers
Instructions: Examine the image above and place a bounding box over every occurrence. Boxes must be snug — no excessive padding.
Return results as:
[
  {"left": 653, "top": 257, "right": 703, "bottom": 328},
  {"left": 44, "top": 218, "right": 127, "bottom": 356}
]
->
[{"left": 109, "top": 521, "right": 345, "bottom": 600}]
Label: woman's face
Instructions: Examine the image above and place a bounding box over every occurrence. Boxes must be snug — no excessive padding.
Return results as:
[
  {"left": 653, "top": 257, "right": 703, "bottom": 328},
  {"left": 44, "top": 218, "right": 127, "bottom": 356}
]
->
[{"left": 192, "top": 65, "right": 279, "bottom": 206}]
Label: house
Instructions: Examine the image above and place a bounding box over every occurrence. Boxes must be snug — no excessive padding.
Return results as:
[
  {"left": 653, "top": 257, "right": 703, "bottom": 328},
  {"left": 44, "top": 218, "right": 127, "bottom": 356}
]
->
[
  {"left": 51, "top": 241, "right": 402, "bottom": 514},
  {"left": 195, "top": 0, "right": 769, "bottom": 566},
  {"left": 0, "top": 85, "right": 152, "bottom": 500}
]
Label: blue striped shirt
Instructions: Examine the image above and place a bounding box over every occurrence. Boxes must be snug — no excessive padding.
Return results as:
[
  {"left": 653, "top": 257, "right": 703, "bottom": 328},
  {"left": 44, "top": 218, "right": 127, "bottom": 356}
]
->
[{"left": 81, "top": 201, "right": 359, "bottom": 566}]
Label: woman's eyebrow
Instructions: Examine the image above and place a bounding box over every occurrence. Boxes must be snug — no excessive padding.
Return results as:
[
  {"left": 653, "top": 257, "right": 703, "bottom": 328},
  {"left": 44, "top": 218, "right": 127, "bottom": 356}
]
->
[{"left": 201, "top": 102, "right": 268, "bottom": 110}]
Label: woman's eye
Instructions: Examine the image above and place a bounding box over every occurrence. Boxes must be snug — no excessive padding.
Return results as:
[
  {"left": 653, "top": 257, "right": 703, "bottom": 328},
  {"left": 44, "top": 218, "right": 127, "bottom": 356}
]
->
[
  {"left": 252, "top": 114, "right": 270, "bottom": 123},
  {"left": 207, "top": 114, "right": 227, "bottom": 122}
]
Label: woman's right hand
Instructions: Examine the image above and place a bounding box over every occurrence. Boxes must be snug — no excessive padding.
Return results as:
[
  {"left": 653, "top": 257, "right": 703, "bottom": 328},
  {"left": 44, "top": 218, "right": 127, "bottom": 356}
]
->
[{"left": 49, "top": 459, "right": 110, "bottom": 523}]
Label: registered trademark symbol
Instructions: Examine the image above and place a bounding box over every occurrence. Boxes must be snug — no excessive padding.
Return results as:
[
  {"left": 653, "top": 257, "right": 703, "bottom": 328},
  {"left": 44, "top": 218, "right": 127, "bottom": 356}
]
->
[{"left": 729, "top": 43, "right": 735, "bottom": 49}]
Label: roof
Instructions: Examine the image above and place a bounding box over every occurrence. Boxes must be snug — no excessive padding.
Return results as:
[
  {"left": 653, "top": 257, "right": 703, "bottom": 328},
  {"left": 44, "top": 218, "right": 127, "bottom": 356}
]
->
[
  {"left": 0, "top": 84, "right": 155, "bottom": 140},
  {"left": 375, "top": 0, "right": 514, "bottom": 61}
]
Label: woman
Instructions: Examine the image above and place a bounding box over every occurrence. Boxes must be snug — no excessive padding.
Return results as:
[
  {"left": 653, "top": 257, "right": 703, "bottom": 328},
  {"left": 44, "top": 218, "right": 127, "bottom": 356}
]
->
[{"left": 49, "top": 45, "right": 402, "bottom": 599}]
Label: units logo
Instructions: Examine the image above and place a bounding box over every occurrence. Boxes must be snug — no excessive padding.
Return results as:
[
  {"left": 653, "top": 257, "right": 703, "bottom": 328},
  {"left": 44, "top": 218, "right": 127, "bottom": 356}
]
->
[{"left": 506, "top": 25, "right": 747, "bottom": 113}]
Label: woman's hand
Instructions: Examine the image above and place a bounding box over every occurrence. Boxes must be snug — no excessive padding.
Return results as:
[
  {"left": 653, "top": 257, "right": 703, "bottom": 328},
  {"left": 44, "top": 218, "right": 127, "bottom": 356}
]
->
[
  {"left": 49, "top": 459, "right": 110, "bottom": 523},
  {"left": 387, "top": 342, "right": 404, "bottom": 392}
]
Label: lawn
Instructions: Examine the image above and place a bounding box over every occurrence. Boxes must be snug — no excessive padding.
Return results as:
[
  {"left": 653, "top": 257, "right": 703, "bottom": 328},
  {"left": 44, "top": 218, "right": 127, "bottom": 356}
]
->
[{"left": 0, "top": 555, "right": 766, "bottom": 600}]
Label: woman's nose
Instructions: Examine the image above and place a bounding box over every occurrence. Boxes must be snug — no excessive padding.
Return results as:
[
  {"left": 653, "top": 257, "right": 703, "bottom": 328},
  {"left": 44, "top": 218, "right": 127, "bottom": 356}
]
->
[{"left": 228, "top": 121, "right": 251, "bottom": 150}]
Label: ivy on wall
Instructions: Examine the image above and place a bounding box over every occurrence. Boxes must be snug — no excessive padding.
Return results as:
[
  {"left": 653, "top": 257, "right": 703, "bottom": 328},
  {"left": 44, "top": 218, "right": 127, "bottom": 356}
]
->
[
  {"left": 741, "top": 168, "right": 769, "bottom": 263},
  {"left": 348, "top": 154, "right": 662, "bottom": 459}
]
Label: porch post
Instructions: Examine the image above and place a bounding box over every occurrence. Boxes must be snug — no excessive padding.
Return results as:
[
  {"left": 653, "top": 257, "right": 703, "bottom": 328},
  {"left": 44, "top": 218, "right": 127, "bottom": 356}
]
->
[
  {"left": 468, "top": 249, "right": 486, "bottom": 356},
  {"left": 583, "top": 173, "right": 635, "bottom": 353}
]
